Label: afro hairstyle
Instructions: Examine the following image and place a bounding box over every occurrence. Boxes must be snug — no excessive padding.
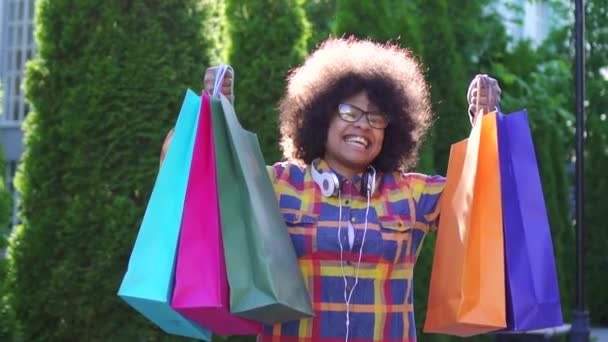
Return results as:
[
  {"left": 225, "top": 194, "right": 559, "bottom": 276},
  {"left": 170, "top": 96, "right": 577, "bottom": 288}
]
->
[{"left": 278, "top": 37, "right": 434, "bottom": 173}]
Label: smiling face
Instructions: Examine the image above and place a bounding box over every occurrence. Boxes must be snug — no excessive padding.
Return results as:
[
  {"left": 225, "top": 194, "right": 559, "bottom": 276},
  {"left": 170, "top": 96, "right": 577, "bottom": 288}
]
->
[{"left": 324, "top": 91, "right": 385, "bottom": 178}]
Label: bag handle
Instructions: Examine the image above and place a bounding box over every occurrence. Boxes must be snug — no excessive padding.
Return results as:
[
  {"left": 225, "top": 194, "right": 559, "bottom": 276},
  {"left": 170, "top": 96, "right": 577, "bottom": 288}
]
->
[
  {"left": 470, "top": 75, "right": 501, "bottom": 122},
  {"left": 481, "top": 75, "right": 501, "bottom": 113},
  {"left": 213, "top": 64, "right": 235, "bottom": 103}
]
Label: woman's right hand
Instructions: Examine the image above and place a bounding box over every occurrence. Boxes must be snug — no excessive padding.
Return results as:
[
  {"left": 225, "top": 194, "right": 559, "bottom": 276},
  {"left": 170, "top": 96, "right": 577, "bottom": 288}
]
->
[
  {"left": 203, "top": 66, "right": 233, "bottom": 101},
  {"left": 161, "top": 66, "right": 234, "bottom": 166}
]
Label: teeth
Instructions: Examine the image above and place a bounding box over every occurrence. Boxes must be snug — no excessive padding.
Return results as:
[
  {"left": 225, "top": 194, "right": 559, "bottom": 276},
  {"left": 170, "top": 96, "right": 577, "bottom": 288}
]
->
[{"left": 344, "top": 136, "right": 369, "bottom": 147}]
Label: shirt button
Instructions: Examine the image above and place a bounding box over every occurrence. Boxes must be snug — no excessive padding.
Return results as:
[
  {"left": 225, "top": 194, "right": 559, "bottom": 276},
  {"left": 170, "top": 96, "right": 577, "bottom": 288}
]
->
[
  {"left": 344, "top": 199, "right": 350, "bottom": 205},
  {"left": 346, "top": 285, "right": 352, "bottom": 292},
  {"left": 347, "top": 260, "right": 353, "bottom": 266},
  {"left": 350, "top": 217, "right": 356, "bottom": 222}
]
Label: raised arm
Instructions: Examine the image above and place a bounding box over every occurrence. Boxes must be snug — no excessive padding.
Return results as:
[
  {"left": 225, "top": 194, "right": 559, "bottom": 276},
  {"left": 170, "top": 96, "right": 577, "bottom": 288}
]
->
[{"left": 159, "top": 66, "right": 233, "bottom": 165}]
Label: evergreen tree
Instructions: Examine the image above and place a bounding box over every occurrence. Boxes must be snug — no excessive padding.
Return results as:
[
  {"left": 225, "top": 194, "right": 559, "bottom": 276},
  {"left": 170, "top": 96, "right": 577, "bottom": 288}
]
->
[
  {"left": 0, "top": 81, "right": 16, "bottom": 342},
  {"left": 332, "top": 0, "right": 431, "bottom": 172},
  {"left": 225, "top": 0, "right": 311, "bottom": 163},
  {"left": 6, "top": 0, "right": 214, "bottom": 340},
  {"left": 447, "top": 0, "right": 510, "bottom": 76},
  {"left": 304, "top": 0, "right": 336, "bottom": 50},
  {"left": 0, "top": 79, "right": 10, "bottom": 256},
  {"left": 410, "top": 4, "right": 475, "bottom": 339},
  {"left": 332, "top": 2, "right": 473, "bottom": 341},
  {"left": 494, "top": 48, "right": 576, "bottom": 323},
  {"left": 582, "top": 0, "right": 608, "bottom": 325},
  {"left": 415, "top": 0, "right": 469, "bottom": 176},
  {"left": 494, "top": 0, "right": 608, "bottom": 325},
  {"left": 333, "top": 0, "right": 423, "bottom": 54}
]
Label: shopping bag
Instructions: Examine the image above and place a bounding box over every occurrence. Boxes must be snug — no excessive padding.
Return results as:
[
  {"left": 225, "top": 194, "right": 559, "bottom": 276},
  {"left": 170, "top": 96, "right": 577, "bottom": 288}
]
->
[
  {"left": 171, "top": 92, "right": 262, "bottom": 335},
  {"left": 210, "top": 94, "right": 314, "bottom": 324},
  {"left": 496, "top": 110, "right": 563, "bottom": 331},
  {"left": 118, "top": 90, "right": 212, "bottom": 340},
  {"left": 424, "top": 112, "right": 506, "bottom": 337}
]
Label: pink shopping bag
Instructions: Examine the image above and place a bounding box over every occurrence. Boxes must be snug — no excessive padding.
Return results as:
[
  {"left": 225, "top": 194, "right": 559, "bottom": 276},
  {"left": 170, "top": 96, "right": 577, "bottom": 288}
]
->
[{"left": 171, "top": 92, "right": 262, "bottom": 335}]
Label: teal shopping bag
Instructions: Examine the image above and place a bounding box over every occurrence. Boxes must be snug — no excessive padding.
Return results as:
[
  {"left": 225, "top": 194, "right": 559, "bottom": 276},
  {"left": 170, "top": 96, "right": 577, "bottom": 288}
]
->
[{"left": 118, "top": 90, "right": 212, "bottom": 340}]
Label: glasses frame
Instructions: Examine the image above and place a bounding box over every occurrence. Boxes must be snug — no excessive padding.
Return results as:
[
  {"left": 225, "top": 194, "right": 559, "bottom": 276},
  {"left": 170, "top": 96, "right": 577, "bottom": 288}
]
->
[{"left": 337, "top": 103, "right": 390, "bottom": 129}]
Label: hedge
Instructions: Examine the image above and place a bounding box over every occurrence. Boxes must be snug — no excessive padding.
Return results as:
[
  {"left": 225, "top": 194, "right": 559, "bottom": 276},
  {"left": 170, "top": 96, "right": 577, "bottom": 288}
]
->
[{"left": 6, "top": 0, "right": 214, "bottom": 340}]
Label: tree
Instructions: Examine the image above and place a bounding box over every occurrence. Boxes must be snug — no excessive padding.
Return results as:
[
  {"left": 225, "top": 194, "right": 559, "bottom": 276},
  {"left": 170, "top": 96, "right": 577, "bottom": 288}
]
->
[
  {"left": 493, "top": 49, "right": 576, "bottom": 324},
  {"left": 304, "top": 0, "right": 336, "bottom": 50},
  {"left": 332, "top": 0, "right": 432, "bottom": 173},
  {"left": 413, "top": 0, "right": 469, "bottom": 177},
  {"left": 6, "top": 0, "right": 215, "bottom": 340},
  {"left": 581, "top": 0, "right": 608, "bottom": 326},
  {"left": 333, "top": 0, "right": 423, "bottom": 53},
  {"left": 407, "top": 2, "right": 479, "bottom": 340},
  {"left": 0, "top": 81, "right": 16, "bottom": 342},
  {"left": 503, "top": 0, "right": 608, "bottom": 325},
  {"left": 225, "top": 0, "right": 311, "bottom": 163}
]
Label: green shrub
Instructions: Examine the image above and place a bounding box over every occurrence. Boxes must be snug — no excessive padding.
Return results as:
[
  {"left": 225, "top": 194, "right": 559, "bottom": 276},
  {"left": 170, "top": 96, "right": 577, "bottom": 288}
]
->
[
  {"left": 304, "top": 0, "right": 336, "bottom": 50},
  {"left": 225, "top": 0, "right": 311, "bottom": 163},
  {"left": 0, "top": 82, "right": 16, "bottom": 342},
  {"left": 6, "top": 0, "right": 215, "bottom": 340},
  {"left": 582, "top": 0, "right": 608, "bottom": 325},
  {"left": 0, "top": 80, "right": 10, "bottom": 250},
  {"left": 494, "top": 53, "right": 576, "bottom": 323}
]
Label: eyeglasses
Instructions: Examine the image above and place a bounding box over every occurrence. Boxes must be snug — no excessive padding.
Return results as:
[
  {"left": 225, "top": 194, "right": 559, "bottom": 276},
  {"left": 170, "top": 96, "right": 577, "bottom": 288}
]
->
[{"left": 337, "top": 103, "right": 389, "bottom": 129}]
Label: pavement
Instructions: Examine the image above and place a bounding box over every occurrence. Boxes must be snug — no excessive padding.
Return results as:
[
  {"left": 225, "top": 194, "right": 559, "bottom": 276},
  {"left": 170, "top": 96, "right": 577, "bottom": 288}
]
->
[
  {"left": 592, "top": 327, "right": 608, "bottom": 341},
  {"left": 493, "top": 324, "right": 608, "bottom": 341}
]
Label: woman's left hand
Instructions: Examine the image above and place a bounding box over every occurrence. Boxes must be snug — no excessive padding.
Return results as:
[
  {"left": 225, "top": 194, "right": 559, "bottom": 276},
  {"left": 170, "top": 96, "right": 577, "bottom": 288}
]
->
[{"left": 467, "top": 74, "right": 502, "bottom": 124}]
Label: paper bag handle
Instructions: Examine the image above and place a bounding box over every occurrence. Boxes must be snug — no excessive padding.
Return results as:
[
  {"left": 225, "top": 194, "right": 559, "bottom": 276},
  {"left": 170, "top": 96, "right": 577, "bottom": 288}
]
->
[{"left": 213, "top": 64, "right": 235, "bottom": 104}]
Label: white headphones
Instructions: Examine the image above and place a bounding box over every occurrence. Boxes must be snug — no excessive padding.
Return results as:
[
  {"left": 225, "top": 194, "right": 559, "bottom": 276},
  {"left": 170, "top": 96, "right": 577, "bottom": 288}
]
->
[{"left": 310, "top": 159, "right": 377, "bottom": 197}]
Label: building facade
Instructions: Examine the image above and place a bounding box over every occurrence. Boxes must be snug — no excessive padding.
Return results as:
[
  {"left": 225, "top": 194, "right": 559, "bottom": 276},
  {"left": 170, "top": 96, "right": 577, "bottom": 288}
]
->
[
  {"left": 0, "top": 0, "right": 35, "bottom": 227},
  {"left": 497, "top": 0, "right": 555, "bottom": 48}
]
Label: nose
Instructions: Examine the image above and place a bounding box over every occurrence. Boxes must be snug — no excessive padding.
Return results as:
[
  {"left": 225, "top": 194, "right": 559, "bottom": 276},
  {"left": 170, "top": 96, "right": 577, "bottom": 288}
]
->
[{"left": 353, "top": 114, "right": 372, "bottom": 129}]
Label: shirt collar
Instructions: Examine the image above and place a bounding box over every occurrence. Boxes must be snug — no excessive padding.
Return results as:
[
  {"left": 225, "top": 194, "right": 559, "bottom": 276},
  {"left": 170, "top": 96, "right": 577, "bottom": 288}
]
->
[{"left": 313, "top": 158, "right": 380, "bottom": 195}]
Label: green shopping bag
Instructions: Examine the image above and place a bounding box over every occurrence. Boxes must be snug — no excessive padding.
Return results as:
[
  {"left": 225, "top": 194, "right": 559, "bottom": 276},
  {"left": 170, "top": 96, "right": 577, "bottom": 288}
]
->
[{"left": 210, "top": 95, "right": 313, "bottom": 325}]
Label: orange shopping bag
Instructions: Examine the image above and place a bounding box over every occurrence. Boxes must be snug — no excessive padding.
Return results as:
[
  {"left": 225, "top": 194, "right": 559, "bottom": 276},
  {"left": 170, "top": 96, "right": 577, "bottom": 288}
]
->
[{"left": 423, "top": 112, "right": 506, "bottom": 337}]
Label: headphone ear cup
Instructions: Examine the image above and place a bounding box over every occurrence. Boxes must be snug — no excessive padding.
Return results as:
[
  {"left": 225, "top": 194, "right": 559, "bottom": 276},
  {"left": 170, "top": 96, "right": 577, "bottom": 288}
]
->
[
  {"left": 311, "top": 163, "right": 340, "bottom": 197},
  {"left": 319, "top": 172, "right": 339, "bottom": 197},
  {"left": 368, "top": 172, "right": 375, "bottom": 195},
  {"left": 360, "top": 169, "right": 376, "bottom": 197},
  {"left": 360, "top": 172, "right": 369, "bottom": 197}
]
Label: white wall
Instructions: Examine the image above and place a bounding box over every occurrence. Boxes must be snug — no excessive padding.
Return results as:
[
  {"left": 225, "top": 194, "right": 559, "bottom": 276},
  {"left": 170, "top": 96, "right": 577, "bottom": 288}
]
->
[{"left": 497, "top": 0, "right": 559, "bottom": 48}]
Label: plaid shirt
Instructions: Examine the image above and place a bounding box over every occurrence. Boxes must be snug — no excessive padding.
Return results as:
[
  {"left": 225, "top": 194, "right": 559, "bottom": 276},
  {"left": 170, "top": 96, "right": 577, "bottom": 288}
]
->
[{"left": 260, "top": 160, "right": 445, "bottom": 342}]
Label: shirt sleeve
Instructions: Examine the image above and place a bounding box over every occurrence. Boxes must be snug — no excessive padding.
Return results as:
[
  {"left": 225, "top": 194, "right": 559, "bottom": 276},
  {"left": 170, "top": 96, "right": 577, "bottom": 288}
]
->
[
  {"left": 266, "top": 162, "right": 287, "bottom": 185},
  {"left": 408, "top": 173, "right": 446, "bottom": 232}
]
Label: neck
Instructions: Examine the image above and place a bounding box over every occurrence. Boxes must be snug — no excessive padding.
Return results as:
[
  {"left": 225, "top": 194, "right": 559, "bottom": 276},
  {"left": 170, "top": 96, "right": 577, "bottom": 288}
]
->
[{"left": 323, "top": 158, "right": 366, "bottom": 180}]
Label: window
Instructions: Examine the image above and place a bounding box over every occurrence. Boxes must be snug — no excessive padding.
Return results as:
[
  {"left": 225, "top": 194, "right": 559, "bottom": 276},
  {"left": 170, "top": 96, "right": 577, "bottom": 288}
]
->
[
  {"left": 0, "top": 0, "right": 36, "bottom": 233},
  {"left": 1, "top": 0, "right": 36, "bottom": 126}
]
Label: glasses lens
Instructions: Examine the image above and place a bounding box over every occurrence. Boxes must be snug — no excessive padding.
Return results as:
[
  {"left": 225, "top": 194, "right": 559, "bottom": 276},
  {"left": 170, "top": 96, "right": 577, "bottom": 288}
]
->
[
  {"left": 338, "top": 103, "right": 388, "bottom": 128},
  {"left": 338, "top": 104, "right": 361, "bottom": 122},
  {"left": 367, "top": 113, "right": 389, "bottom": 128}
]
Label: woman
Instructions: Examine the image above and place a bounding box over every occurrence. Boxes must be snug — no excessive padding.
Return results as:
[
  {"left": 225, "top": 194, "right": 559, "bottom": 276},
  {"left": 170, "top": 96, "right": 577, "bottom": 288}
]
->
[{"left": 163, "top": 37, "right": 500, "bottom": 342}]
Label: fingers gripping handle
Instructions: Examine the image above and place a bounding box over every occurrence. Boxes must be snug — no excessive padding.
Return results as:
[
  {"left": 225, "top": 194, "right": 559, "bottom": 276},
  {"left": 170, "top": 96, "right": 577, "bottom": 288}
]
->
[
  {"left": 212, "top": 64, "right": 235, "bottom": 103},
  {"left": 481, "top": 75, "right": 501, "bottom": 113},
  {"left": 470, "top": 75, "right": 501, "bottom": 123}
]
